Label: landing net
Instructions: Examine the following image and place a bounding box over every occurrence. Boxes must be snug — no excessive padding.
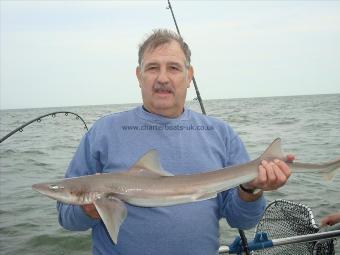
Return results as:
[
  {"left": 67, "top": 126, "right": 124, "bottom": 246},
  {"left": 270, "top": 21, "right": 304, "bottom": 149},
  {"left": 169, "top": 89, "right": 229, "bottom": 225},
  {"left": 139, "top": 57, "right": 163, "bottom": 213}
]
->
[{"left": 253, "top": 199, "right": 335, "bottom": 255}]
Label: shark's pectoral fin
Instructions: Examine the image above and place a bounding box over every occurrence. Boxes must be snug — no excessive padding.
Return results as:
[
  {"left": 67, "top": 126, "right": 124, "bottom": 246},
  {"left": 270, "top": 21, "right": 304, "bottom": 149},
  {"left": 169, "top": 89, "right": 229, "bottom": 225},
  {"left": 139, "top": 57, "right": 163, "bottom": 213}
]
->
[{"left": 93, "top": 195, "right": 127, "bottom": 244}]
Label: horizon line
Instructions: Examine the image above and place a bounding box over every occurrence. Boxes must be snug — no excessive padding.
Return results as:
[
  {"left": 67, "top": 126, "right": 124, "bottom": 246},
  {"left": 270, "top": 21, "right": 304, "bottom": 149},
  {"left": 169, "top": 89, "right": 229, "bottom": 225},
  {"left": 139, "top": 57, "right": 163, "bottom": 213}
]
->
[{"left": 1, "top": 92, "right": 339, "bottom": 111}]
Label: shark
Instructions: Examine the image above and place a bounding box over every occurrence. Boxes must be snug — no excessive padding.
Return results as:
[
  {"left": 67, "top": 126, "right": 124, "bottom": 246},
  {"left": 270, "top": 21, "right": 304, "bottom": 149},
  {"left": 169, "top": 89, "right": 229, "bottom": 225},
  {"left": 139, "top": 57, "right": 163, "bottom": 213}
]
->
[{"left": 32, "top": 138, "right": 340, "bottom": 244}]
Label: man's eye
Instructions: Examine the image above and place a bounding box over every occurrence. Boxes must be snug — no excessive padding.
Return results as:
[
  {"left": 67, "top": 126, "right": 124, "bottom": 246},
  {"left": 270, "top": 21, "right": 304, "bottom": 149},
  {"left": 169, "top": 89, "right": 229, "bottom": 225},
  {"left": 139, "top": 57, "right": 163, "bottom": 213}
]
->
[
  {"left": 146, "top": 66, "right": 157, "bottom": 71},
  {"left": 169, "top": 66, "right": 180, "bottom": 71}
]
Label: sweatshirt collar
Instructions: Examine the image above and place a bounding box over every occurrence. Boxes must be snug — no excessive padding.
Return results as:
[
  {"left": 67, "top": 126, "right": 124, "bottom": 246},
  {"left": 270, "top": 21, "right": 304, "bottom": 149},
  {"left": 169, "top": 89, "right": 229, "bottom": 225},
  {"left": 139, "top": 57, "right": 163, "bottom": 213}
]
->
[{"left": 135, "top": 105, "right": 190, "bottom": 124}]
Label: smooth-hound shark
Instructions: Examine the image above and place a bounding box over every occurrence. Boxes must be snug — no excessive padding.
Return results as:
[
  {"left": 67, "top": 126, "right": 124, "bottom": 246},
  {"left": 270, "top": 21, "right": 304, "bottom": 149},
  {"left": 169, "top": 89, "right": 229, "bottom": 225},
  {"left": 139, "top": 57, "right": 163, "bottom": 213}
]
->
[{"left": 32, "top": 138, "right": 340, "bottom": 244}]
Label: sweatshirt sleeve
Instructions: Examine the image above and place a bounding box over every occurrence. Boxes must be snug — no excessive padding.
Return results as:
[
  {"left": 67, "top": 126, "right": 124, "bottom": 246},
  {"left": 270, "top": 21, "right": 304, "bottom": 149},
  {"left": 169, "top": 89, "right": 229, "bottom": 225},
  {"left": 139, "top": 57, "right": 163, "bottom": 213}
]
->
[
  {"left": 218, "top": 133, "right": 266, "bottom": 229},
  {"left": 57, "top": 130, "right": 102, "bottom": 231}
]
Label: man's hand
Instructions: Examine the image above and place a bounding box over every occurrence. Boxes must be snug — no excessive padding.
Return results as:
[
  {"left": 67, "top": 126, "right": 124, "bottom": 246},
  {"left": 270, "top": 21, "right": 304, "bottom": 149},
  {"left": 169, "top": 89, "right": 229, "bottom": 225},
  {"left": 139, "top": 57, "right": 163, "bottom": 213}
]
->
[
  {"left": 239, "top": 155, "right": 294, "bottom": 201},
  {"left": 82, "top": 204, "right": 101, "bottom": 219},
  {"left": 320, "top": 212, "right": 340, "bottom": 227},
  {"left": 246, "top": 154, "right": 294, "bottom": 191}
]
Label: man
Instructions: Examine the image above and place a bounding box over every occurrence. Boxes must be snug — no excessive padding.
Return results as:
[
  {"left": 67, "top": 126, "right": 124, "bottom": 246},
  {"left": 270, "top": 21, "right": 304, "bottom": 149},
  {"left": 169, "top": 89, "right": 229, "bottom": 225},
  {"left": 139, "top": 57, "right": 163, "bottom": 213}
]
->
[{"left": 57, "top": 29, "right": 292, "bottom": 255}]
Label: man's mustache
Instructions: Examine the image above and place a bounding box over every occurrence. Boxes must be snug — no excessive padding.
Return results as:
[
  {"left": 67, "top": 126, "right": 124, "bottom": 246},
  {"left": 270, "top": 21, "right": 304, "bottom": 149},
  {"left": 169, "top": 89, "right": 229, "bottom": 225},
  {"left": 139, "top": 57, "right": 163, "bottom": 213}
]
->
[{"left": 153, "top": 83, "right": 174, "bottom": 94}]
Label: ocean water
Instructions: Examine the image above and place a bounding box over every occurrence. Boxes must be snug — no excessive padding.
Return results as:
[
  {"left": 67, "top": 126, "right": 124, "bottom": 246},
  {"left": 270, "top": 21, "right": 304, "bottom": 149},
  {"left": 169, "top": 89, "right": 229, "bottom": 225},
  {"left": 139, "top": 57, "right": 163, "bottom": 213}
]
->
[{"left": 0, "top": 94, "right": 339, "bottom": 254}]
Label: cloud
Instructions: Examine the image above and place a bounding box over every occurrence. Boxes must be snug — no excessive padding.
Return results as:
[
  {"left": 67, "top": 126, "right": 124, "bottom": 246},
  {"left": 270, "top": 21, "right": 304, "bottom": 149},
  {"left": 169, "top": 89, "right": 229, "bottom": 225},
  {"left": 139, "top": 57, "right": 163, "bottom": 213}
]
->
[{"left": 1, "top": 1, "right": 339, "bottom": 109}]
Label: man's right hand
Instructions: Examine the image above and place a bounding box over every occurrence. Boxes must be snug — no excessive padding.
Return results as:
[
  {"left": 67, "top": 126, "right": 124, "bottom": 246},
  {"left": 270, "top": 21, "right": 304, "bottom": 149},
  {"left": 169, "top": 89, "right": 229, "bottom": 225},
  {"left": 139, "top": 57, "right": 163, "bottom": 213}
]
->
[{"left": 82, "top": 204, "right": 101, "bottom": 219}]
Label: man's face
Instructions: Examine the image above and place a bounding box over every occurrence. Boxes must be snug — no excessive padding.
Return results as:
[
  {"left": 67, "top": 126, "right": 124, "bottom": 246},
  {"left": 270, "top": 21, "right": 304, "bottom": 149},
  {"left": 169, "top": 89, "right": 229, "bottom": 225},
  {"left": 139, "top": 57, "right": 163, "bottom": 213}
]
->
[{"left": 136, "top": 40, "right": 193, "bottom": 118}]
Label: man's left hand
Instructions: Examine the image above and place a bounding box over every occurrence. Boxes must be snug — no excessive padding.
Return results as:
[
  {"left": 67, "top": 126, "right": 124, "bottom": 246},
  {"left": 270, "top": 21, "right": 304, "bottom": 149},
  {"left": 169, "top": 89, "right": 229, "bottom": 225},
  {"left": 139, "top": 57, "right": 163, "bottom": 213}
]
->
[{"left": 243, "top": 154, "right": 294, "bottom": 192}]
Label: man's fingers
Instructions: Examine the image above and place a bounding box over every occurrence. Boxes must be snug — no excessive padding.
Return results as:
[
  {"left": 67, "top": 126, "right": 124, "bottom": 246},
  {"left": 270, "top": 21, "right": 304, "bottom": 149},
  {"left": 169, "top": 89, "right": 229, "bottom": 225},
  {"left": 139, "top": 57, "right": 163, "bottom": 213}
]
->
[
  {"left": 272, "top": 163, "right": 288, "bottom": 187},
  {"left": 320, "top": 213, "right": 340, "bottom": 226},
  {"left": 286, "top": 154, "right": 295, "bottom": 162},
  {"left": 257, "top": 165, "right": 267, "bottom": 187},
  {"left": 267, "top": 162, "right": 277, "bottom": 183},
  {"left": 320, "top": 217, "right": 330, "bottom": 227},
  {"left": 262, "top": 160, "right": 276, "bottom": 183},
  {"left": 255, "top": 159, "right": 292, "bottom": 191},
  {"left": 82, "top": 204, "right": 101, "bottom": 219},
  {"left": 246, "top": 158, "right": 292, "bottom": 191},
  {"left": 274, "top": 159, "right": 292, "bottom": 178}
]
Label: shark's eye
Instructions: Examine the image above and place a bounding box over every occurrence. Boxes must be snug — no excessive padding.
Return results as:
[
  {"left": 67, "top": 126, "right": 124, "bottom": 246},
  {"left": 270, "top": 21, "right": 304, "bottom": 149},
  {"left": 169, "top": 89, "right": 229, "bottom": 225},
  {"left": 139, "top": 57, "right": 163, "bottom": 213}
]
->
[{"left": 49, "top": 184, "right": 64, "bottom": 191}]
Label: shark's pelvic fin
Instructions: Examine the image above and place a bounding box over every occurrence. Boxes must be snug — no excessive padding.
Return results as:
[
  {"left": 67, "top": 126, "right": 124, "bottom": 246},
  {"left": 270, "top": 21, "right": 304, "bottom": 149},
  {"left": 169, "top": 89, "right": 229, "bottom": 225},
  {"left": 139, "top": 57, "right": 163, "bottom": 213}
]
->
[
  {"left": 128, "top": 149, "right": 174, "bottom": 177},
  {"left": 93, "top": 195, "right": 127, "bottom": 244}
]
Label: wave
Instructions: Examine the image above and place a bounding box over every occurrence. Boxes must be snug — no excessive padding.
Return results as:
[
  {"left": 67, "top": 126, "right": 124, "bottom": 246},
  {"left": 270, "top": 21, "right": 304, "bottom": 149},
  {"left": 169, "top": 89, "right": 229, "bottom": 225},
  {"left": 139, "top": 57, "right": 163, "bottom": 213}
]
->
[
  {"left": 22, "top": 149, "right": 49, "bottom": 156},
  {"left": 26, "top": 233, "right": 91, "bottom": 254}
]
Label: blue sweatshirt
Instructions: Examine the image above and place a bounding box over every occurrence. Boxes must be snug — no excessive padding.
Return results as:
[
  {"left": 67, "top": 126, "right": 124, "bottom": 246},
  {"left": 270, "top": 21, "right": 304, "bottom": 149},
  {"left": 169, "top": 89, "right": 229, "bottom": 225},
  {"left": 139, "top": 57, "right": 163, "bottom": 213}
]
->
[{"left": 57, "top": 106, "right": 265, "bottom": 255}]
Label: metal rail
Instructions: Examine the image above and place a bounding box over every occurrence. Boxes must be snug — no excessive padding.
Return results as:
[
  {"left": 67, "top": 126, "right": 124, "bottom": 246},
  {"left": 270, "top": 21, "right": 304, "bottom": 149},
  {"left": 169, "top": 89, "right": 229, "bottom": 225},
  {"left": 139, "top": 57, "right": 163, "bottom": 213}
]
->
[{"left": 218, "top": 228, "right": 340, "bottom": 254}]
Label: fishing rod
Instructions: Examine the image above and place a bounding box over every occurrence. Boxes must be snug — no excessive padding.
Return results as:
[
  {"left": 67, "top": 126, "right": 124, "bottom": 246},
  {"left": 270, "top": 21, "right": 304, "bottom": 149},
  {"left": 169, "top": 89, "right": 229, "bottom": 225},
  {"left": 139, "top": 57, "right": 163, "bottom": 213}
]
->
[
  {"left": 166, "top": 1, "right": 255, "bottom": 253},
  {"left": 0, "top": 111, "right": 88, "bottom": 144},
  {"left": 166, "top": 3, "right": 338, "bottom": 254},
  {"left": 166, "top": 0, "right": 206, "bottom": 115}
]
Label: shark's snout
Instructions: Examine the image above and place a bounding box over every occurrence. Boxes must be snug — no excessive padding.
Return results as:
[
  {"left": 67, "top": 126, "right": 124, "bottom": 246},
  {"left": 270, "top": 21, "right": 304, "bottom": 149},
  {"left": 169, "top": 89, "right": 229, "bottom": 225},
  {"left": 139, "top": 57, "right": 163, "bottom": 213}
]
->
[
  {"left": 32, "top": 181, "right": 80, "bottom": 205},
  {"left": 32, "top": 183, "right": 47, "bottom": 192},
  {"left": 32, "top": 182, "right": 64, "bottom": 196}
]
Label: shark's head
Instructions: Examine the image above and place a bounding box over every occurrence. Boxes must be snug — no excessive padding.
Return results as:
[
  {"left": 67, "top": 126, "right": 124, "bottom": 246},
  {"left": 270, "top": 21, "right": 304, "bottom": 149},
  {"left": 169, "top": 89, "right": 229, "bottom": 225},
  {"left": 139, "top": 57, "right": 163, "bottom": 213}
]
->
[
  {"left": 32, "top": 181, "right": 68, "bottom": 201},
  {"left": 32, "top": 180, "right": 85, "bottom": 204}
]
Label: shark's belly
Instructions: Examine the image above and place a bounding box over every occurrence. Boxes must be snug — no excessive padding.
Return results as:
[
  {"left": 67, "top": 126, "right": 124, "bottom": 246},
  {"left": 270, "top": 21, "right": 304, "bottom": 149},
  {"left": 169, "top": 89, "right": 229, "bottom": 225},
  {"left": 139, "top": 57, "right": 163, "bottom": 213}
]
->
[{"left": 116, "top": 182, "right": 215, "bottom": 207}]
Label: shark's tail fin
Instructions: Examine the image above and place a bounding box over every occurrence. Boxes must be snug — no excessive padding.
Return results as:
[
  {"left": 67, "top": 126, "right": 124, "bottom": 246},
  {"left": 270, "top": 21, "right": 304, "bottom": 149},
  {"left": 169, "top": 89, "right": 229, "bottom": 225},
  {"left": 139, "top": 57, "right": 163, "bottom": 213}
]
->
[
  {"left": 292, "top": 159, "right": 340, "bottom": 181},
  {"left": 320, "top": 159, "right": 340, "bottom": 180},
  {"left": 263, "top": 138, "right": 340, "bottom": 181},
  {"left": 259, "top": 138, "right": 286, "bottom": 162}
]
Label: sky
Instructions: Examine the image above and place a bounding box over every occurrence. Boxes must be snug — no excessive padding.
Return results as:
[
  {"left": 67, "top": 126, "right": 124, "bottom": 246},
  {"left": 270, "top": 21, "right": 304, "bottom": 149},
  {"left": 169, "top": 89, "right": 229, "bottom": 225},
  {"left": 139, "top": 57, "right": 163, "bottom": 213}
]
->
[{"left": 1, "top": 1, "right": 340, "bottom": 110}]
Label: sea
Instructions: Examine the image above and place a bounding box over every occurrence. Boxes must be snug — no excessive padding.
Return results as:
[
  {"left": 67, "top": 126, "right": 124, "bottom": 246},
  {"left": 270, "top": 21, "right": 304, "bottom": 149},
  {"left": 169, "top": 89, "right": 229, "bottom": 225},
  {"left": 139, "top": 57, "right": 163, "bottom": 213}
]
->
[{"left": 0, "top": 94, "right": 339, "bottom": 255}]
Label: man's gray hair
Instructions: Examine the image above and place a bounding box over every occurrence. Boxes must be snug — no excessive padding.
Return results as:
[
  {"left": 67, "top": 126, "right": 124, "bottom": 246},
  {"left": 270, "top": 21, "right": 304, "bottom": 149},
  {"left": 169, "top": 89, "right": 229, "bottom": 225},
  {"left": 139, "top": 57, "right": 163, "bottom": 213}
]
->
[{"left": 138, "top": 29, "right": 191, "bottom": 68}]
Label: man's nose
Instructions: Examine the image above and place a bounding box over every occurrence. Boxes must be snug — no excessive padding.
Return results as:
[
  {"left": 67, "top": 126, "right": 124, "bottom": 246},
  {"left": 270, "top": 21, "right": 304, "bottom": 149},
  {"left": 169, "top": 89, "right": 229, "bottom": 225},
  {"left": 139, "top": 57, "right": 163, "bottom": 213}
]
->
[{"left": 156, "top": 68, "right": 170, "bottom": 84}]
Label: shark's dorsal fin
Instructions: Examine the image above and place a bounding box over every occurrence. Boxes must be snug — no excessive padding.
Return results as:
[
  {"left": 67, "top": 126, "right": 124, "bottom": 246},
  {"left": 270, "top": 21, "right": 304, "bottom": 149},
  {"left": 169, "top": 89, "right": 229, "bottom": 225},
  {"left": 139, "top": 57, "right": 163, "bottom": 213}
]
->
[
  {"left": 127, "top": 149, "right": 173, "bottom": 177},
  {"left": 260, "top": 138, "right": 285, "bottom": 161}
]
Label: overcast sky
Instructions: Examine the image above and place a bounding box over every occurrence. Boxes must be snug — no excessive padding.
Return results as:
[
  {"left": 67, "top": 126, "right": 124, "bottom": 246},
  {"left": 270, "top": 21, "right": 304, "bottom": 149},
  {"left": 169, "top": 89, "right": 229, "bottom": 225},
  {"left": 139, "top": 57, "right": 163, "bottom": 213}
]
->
[{"left": 1, "top": 0, "right": 339, "bottom": 110}]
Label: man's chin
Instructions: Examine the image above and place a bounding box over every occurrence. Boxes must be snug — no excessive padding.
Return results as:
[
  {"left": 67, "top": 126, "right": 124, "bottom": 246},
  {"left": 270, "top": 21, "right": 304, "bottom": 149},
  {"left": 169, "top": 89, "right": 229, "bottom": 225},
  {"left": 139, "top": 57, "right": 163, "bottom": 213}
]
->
[
  {"left": 152, "top": 98, "right": 174, "bottom": 108},
  {"left": 152, "top": 104, "right": 173, "bottom": 112}
]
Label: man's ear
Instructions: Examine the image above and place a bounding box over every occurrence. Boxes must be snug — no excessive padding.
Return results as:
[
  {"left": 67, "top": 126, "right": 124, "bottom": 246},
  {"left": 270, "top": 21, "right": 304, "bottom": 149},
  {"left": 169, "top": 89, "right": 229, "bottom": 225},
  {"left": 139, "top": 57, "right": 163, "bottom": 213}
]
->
[
  {"left": 136, "top": 66, "right": 142, "bottom": 88},
  {"left": 187, "top": 66, "right": 194, "bottom": 88}
]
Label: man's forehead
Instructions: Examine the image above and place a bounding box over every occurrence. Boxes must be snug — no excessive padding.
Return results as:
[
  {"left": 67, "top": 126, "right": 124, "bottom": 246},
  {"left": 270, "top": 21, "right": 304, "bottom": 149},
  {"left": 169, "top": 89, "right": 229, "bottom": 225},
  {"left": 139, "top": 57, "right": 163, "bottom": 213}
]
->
[
  {"left": 144, "top": 41, "right": 185, "bottom": 57},
  {"left": 145, "top": 40, "right": 180, "bottom": 53},
  {"left": 142, "top": 42, "right": 186, "bottom": 66},
  {"left": 143, "top": 60, "right": 184, "bottom": 66}
]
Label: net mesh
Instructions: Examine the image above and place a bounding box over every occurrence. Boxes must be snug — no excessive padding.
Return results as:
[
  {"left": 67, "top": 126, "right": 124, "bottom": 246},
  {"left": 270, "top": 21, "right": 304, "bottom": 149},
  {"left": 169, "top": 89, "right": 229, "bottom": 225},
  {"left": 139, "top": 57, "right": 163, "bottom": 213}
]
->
[{"left": 253, "top": 199, "right": 335, "bottom": 255}]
